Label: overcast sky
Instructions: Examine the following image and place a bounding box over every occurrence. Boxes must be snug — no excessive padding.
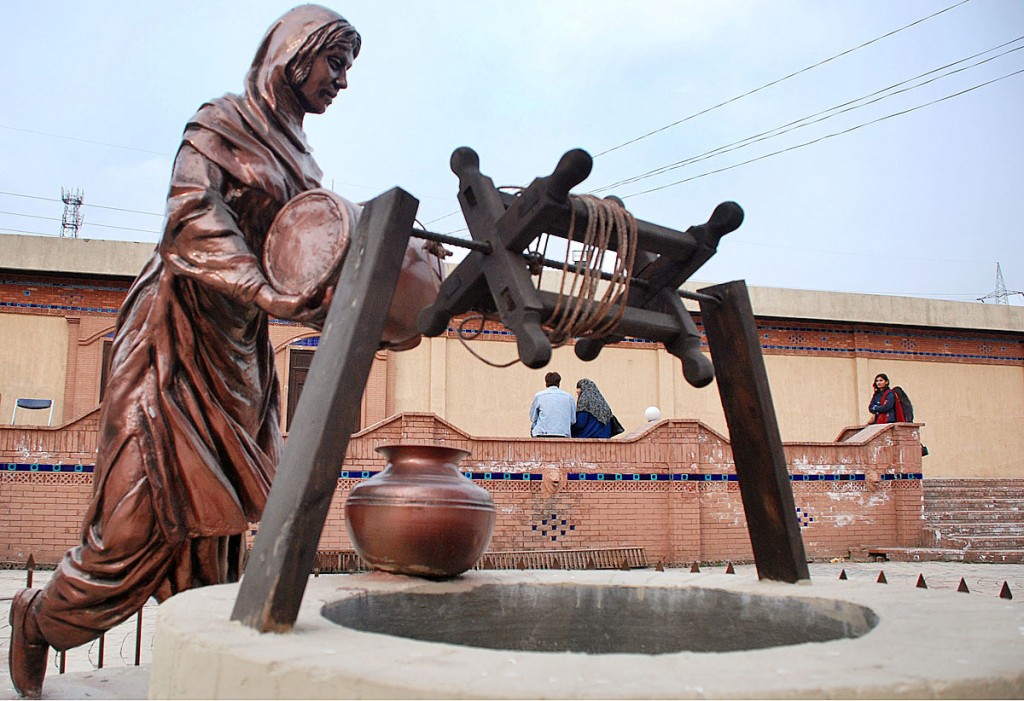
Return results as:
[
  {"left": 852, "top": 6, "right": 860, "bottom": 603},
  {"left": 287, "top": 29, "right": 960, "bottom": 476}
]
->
[{"left": 2, "top": 0, "right": 1022, "bottom": 304}]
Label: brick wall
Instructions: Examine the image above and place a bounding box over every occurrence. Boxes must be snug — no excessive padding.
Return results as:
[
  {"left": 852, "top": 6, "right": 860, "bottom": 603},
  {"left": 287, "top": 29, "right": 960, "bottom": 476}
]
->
[{"left": 0, "top": 412, "right": 923, "bottom": 567}]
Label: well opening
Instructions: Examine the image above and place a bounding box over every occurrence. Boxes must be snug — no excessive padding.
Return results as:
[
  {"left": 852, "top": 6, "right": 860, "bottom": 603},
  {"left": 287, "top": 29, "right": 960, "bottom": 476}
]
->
[{"left": 322, "top": 583, "right": 879, "bottom": 654}]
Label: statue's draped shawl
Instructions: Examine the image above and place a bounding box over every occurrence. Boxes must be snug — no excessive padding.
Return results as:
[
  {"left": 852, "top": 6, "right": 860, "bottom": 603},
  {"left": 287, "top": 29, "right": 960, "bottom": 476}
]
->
[{"left": 91, "top": 5, "right": 344, "bottom": 541}]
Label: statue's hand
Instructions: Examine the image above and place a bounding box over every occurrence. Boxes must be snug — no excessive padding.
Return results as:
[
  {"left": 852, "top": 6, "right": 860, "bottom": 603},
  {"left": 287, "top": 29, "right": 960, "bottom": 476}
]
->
[
  {"left": 255, "top": 283, "right": 332, "bottom": 322},
  {"left": 298, "top": 285, "right": 334, "bottom": 324}
]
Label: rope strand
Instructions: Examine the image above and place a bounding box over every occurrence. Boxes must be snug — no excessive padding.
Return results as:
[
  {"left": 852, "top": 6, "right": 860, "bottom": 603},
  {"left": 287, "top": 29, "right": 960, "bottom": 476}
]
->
[
  {"left": 454, "top": 194, "right": 638, "bottom": 366},
  {"left": 545, "top": 195, "right": 637, "bottom": 342}
]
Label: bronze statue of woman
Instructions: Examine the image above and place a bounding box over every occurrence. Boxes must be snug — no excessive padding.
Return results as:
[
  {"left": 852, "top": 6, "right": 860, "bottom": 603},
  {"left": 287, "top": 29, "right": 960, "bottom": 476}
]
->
[{"left": 9, "top": 6, "right": 361, "bottom": 697}]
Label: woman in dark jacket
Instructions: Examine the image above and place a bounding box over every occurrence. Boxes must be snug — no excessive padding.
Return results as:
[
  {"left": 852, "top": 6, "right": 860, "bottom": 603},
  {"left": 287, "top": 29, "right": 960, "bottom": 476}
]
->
[
  {"left": 571, "top": 378, "right": 614, "bottom": 438},
  {"left": 868, "top": 373, "right": 897, "bottom": 423}
]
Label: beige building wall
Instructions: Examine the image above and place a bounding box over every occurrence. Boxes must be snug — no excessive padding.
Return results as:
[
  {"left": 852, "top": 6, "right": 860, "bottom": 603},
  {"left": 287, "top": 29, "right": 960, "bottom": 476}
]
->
[
  {"left": 0, "top": 313, "right": 68, "bottom": 426},
  {"left": 383, "top": 331, "right": 1024, "bottom": 479},
  {"left": 2, "top": 234, "right": 1021, "bottom": 479}
]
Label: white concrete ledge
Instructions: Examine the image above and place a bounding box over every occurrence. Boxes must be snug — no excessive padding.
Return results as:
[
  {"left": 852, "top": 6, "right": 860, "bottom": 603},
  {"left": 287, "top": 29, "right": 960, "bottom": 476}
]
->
[
  {"left": 151, "top": 569, "right": 1024, "bottom": 699},
  {"left": 0, "top": 233, "right": 153, "bottom": 278}
]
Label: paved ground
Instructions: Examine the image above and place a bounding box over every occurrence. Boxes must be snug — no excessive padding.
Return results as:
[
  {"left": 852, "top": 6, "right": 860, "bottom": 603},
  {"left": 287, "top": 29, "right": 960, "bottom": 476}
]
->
[{"left": 0, "top": 561, "right": 1020, "bottom": 699}]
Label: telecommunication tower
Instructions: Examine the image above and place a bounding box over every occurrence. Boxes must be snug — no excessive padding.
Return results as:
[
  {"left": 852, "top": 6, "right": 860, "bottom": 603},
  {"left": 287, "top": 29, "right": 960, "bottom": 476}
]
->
[
  {"left": 60, "top": 187, "right": 84, "bottom": 238},
  {"left": 977, "top": 262, "right": 1023, "bottom": 304}
]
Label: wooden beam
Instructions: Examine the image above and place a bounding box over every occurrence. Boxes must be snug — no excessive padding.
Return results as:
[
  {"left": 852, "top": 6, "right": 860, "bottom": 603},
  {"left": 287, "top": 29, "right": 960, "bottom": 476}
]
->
[
  {"left": 698, "top": 280, "right": 809, "bottom": 583},
  {"left": 232, "top": 187, "right": 419, "bottom": 631}
]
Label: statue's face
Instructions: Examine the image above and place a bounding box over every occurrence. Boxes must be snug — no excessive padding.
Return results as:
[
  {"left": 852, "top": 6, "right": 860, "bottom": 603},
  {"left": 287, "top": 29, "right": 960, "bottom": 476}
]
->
[{"left": 298, "top": 45, "right": 355, "bottom": 114}]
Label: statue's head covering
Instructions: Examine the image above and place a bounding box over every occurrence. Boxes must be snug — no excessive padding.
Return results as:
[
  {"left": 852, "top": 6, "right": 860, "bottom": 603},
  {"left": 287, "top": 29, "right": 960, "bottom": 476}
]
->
[
  {"left": 182, "top": 5, "right": 360, "bottom": 202},
  {"left": 246, "top": 5, "right": 360, "bottom": 144}
]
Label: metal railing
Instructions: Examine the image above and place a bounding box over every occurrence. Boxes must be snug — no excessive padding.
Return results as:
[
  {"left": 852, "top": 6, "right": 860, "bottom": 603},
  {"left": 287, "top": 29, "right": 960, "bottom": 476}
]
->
[
  {"left": 475, "top": 547, "right": 649, "bottom": 570},
  {"left": 0, "top": 555, "right": 151, "bottom": 674},
  {"left": 284, "top": 547, "right": 651, "bottom": 574}
]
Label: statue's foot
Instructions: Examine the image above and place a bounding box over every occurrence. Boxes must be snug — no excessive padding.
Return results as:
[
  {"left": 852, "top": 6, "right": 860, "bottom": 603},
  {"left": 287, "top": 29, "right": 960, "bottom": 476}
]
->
[{"left": 8, "top": 588, "right": 48, "bottom": 699}]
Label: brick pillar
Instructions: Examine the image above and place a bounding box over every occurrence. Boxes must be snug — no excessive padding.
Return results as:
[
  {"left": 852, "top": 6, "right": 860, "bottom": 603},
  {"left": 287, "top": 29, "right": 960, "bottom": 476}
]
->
[
  {"left": 62, "top": 317, "right": 82, "bottom": 422},
  {"left": 893, "top": 424, "right": 924, "bottom": 547},
  {"left": 666, "top": 422, "right": 702, "bottom": 565},
  {"left": 361, "top": 350, "right": 389, "bottom": 428}
]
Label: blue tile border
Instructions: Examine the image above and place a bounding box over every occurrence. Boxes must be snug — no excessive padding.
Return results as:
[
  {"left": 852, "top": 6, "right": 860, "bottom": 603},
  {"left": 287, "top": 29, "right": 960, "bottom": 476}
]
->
[
  {"left": 341, "top": 471, "right": 542, "bottom": 481},
  {"left": 432, "top": 325, "right": 1021, "bottom": 363},
  {"left": 0, "top": 301, "right": 120, "bottom": 314},
  {"left": 465, "top": 472, "right": 541, "bottom": 481},
  {"left": 569, "top": 472, "right": 673, "bottom": 482},
  {"left": 2, "top": 465, "right": 920, "bottom": 482},
  {"left": 790, "top": 473, "right": 867, "bottom": 482},
  {"left": 565, "top": 472, "right": 880, "bottom": 482},
  {"left": 338, "top": 470, "right": 379, "bottom": 479},
  {"left": 4, "top": 463, "right": 94, "bottom": 473},
  {"left": 1, "top": 277, "right": 131, "bottom": 293}
]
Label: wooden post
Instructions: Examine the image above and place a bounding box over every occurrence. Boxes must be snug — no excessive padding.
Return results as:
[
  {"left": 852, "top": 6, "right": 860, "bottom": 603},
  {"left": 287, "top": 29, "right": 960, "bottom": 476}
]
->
[
  {"left": 698, "top": 280, "right": 809, "bottom": 583},
  {"left": 232, "top": 187, "right": 419, "bottom": 632}
]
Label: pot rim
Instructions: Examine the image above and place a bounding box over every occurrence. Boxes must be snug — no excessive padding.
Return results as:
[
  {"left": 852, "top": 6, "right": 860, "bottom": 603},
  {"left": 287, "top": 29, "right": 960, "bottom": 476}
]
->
[{"left": 374, "top": 442, "right": 471, "bottom": 460}]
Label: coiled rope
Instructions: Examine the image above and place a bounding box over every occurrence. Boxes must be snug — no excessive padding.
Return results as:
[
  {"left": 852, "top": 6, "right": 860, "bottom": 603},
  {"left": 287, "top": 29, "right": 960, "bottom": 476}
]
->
[
  {"left": 457, "top": 194, "right": 638, "bottom": 367},
  {"left": 544, "top": 194, "right": 637, "bottom": 344}
]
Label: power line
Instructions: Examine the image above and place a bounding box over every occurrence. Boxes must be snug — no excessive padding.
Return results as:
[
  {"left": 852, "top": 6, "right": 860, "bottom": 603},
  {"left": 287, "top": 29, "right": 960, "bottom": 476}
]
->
[
  {"left": 592, "top": 0, "right": 973, "bottom": 158},
  {"left": 731, "top": 239, "right": 996, "bottom": 266},
  {"left": 0, "top": 124, "right": 172, "bottom": 157},
  {"left": 0, "top": 210, "right": 160, "bottom": 235},
  {"left": 0, "top": 227, "right": 61, "bottom": 237},
  {"left": 0, "top": 190, "right": 163, "bottom": 217},
  {"left": 619, "top": 67, "right": 1024, "bottom": 199},
  {"left": 593, "top": 38, "right": 1024, "bottom": 193},
  {"left": 430, "top": 3, "right": 987, "bottom": 224}
]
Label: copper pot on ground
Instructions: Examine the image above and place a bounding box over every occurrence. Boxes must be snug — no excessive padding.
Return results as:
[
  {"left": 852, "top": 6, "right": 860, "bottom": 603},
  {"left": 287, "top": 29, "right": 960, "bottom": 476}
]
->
[{"left": 345, "top": 443, "right": 495, "bottom": 579}]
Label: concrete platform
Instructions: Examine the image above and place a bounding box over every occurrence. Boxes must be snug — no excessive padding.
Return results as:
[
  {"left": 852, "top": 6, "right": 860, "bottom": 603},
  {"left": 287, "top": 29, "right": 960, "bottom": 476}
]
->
[{"left": 148, "top": 567, "right": 1024, "bottom": 699}]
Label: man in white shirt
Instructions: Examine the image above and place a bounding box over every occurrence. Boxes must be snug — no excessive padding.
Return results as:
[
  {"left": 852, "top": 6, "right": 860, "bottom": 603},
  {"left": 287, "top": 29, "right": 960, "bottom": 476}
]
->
[{"left": 529, "top": 371, "right": 576, "bottom": 437}]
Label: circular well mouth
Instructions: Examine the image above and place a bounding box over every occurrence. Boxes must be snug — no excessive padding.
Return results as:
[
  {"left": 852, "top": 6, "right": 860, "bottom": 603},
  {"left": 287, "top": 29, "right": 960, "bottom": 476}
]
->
[{"left": 322, "top": 583, "right": 878, "bottom": 654}]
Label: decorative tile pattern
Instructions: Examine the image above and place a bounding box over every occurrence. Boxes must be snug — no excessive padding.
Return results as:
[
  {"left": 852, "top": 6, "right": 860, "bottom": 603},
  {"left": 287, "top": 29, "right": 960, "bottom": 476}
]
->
[
  {"left": 531, "top": 512, "right": 576, "bottom": 542},
  {"left": 796, "top": 506, "right": 815, "bottom": 528},
  {"left": 4, "top": 463, "right": 94, "bottom": 473}
]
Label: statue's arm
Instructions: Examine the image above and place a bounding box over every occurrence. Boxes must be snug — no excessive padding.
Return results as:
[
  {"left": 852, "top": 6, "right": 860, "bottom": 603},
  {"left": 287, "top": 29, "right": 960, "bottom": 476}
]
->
[{"left": 160, "top": 144, "right": 323, "bottom": 321}]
